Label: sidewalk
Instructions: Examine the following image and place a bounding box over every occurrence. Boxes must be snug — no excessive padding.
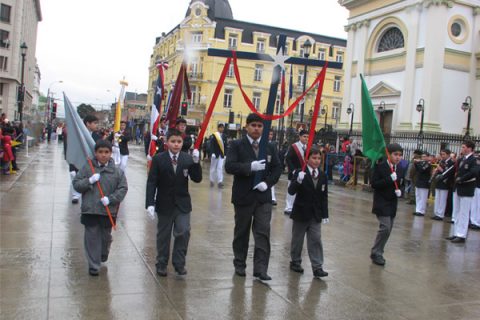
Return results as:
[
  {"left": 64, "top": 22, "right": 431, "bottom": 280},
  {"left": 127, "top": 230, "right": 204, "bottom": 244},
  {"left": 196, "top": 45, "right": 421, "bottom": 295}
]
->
[{"left": 1, "top": 142, "right": 480, "bottom": 320}]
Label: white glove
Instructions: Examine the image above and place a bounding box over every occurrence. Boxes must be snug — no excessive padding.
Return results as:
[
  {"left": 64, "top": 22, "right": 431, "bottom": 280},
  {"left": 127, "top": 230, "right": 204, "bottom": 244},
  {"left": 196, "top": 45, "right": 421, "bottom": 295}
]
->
[
  {"left": 147, "top": 206, "right": 156, "bottom": 220},
  {"left": 251, "top": 160, "right": 266, "bottom": 172},
  {"left": 322, "top": 218, "right": 329, "bottom": 224},
  {"left": 100, "top": 196, "right": 110, "bottom": 206},
  {"left": 253, "top": 182, "right": 268, "bottom": 192},
  {"left": 69, "top": 171, "right": 77, "bottom": 179},
  {"left": 297, "top": 171, "right": 306, "bottom": 184},
  {"left": 147, "top": 155, "right": 152, "bottom": 161},
  {"left": 114, "top": 132, "right": 121, "bottom": 138},
  {"left": 192, "top": 149, "right": 200, "bottom": 163},
  {"left": 395, "top": 189, "right": 402, "bottom": 198},
  {"left": 151, "top": 135, "right": 158, "bottom": 141},
  {"left": 390, "top": 172, "right": 397, "bottom": 182},
  {"left": 89, "top": 173, "right": 100, "bottom": 184},
  {"left": 211, "top": 153, "right": 217, "bottom": 159}
]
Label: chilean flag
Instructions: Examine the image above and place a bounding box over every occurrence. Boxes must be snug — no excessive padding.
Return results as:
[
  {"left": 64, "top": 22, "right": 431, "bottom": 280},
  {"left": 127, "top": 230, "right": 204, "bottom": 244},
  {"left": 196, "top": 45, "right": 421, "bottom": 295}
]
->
[{"left": 148, "top": 61, "right": 168, "bottom": 158}]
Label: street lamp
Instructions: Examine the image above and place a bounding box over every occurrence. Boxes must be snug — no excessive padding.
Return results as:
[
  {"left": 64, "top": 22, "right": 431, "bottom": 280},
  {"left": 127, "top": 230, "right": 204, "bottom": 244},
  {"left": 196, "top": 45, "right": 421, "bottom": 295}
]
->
[
  {"left": 321, "top": 105, "right": 328, "bottom": 129},
  {"left": 346, "top": 102, "right": 354, "bottom": 136},
  {"left": 300, "top": 39, "right": 312, "bottom": 123},
  {"left": 46, "top": 80, "right": 63, "bottom": 123},
  {"left": 17, "top": 42, "right": 28, "bottom": 122},
  {"left": 377, "top": 101, "right": 386, "bottom": 134},
  {"left": 461, "top": 96, "right": 472, "bottom": 139}
]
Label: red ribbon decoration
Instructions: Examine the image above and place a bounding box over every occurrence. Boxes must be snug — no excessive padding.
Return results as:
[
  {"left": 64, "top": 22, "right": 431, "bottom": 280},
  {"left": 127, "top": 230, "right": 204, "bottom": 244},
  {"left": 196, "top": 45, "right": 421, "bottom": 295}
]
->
[
  {"left": 302, "top": 62, "right": 328, "bottom": 171},
  {"left": 194, "top": 57, "right": 232, "bottom": 149},
  {"left": 232, "top": 51, "right": 323, "bottom": 121}
]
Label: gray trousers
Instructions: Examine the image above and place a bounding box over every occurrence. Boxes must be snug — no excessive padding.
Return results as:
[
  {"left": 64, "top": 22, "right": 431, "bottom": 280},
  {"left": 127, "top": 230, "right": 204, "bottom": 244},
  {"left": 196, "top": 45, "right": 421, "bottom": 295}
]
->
[
  {"left": 291, "top": 219, "right": 324, "bottom": 271},
  {"left": 156, "top": 208, "right": 191, "bottom": 270},
  {"left": 371, "top": 215, "right": 395, "bottom": 257},
  {"left": 84, "top": 224, "right": 112, "bottom": 271},
  {"left": 233, "top": 202, "right": 272, "bottom": 274}
]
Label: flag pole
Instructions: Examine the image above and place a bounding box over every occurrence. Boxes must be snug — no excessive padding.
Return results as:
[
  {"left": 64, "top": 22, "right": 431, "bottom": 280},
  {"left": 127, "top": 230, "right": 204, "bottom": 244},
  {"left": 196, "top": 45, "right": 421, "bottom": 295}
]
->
[{"left": 384, "top": 147, "right": 399, "bottom": 191}]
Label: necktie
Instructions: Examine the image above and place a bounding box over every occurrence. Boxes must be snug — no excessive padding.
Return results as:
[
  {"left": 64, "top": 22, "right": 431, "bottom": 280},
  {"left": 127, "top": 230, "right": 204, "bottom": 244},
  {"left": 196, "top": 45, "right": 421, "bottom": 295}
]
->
[
  {"left": 252, "top": 140, "right": 259, "bottom": 157},
  {"left": 172, "top": 154, "right": 177, "bottom": 165},
  {"left": 312, "top": 169, "right": 317, "bottom": 179}
]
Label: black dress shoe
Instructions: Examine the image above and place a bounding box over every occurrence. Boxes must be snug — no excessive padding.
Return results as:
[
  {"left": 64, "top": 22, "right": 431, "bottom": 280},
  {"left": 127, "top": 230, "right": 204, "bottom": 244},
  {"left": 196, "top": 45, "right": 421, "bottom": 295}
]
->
[
  {"left": 414, "top": 212, "right": 425, "bottom": 217},
  {"left": 272, "top": 200, "right": 277, "bottom": 206},
  {"left": 71, "top": 198, "right": 79, "bottom": 204},
  {"left": 253, "top": 272, "right": 272, "bottom": 281},
  {"left": 371, "top": 255, "right": 386, "bottom": 266},
  {"left": 284, "top": 210, "right": 292, "bottom": 215},
  {"left": 218, "top": 182, "right": 224, "bottom": 189},
  {"left": 469, "top": 224, "right": 480, "bottom": 230},
  {"left": 289, "top": 263, "right": 304, "bottom": 273},
  {"left": 431, "top": 215, "right": 443, "bottom": 221},
  {"left": 313, "top": 268, "right": 328, "bottom": 278},
  {"left": 156, "top": 267, "right": 167, "bottom": 277},
  {"left": 451, "top": 237, "right": 465, "bottom": 243},
  {"left": 445, "top": 235, "right": 456, "bottom": 240},
  {"left": 175, "top": 267, "right": 187, "bottom": 276},
  {"left": 101, "top": 254, "right": 108, "bottom": 263},
  {"left": 235, "top": 268, "right": 246, "bottom": 277},
  {"left": 89, "top": 268, "right": 99, "bottom": 276}
]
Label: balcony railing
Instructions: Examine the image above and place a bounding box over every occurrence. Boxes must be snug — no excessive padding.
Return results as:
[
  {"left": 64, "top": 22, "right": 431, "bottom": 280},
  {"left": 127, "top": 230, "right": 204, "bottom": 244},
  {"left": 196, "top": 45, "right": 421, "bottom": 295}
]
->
[{"left": 188, "top": 72, "right": 204, "bottom": 80}]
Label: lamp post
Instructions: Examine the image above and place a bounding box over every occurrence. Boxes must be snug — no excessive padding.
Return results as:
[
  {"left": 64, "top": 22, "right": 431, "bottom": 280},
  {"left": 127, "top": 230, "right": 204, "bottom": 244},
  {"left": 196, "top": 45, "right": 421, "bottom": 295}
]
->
[
  {"left": 237, "top": 112, "right": 243, "bottom": 137},
  {"left": 346, "top": 102, "right": 354, "bottom": 136},
  {"left": 416, "top": 98, "right": 425, "bottom": 148},
  {"left": 461, "top": 96, "right": 472, "bottom": 139},
  {"left": 321, "top": 106, "right": 328, "bottom": 143},
  {"left": 300, "top": 39, "right": 312, "bottom": 123},
  {"left": 377, "top": 101, "right": 386, "bottom": 134},
  {"left": 18, "top": 42, "right": 28, "bottom": 122}
]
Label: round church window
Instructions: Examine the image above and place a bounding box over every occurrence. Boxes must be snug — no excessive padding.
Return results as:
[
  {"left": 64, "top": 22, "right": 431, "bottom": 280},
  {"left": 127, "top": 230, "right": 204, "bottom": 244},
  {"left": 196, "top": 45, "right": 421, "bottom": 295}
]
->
[
  {"left": 451, "top": 22, "right": 462, "bottom": 37},
  {"left": 448, "top": 16, "right": 469, "bottom": 44}
]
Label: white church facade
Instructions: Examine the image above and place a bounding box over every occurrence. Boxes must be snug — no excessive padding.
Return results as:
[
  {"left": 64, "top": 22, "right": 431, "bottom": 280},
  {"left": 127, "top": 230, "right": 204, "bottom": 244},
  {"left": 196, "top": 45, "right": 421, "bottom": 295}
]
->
[{"left": 339, "top": 0, "right": 480, "bottom": 137}]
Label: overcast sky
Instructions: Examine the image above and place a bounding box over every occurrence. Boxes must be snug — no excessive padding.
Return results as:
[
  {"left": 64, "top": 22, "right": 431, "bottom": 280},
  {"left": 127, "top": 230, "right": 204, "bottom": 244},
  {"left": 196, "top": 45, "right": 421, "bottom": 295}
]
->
[{"left": 37, "top": 0, "right": 348, "bottom": 112}]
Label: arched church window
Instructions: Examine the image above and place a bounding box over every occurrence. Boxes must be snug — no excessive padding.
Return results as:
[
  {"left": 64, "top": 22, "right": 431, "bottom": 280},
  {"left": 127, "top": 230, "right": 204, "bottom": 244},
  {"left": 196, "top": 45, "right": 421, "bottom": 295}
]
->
[{"left": 377, "top": 27, "right": 404, "bottom": 53}]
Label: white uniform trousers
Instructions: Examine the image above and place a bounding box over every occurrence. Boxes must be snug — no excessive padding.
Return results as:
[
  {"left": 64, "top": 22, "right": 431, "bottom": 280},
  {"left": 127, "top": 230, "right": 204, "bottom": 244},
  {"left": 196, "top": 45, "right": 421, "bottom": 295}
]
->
[
  {"left": 209, "top": 156, "right": 224, "bottom": 184},
  {"left": 70, "top": 171, "right": 81, "bottom": 201},
  {"left": 285, "top": 180, "right": 296, "bottom": 212},
  {"left": 119, "top": 155, "right": 129, "bottom": 173},
  {"left": 470, "top": 188, "right": 480, "bottom": 226},
  {"left": 415, "top": 188, "right": 429, "bottom": 214},
  {"left": 434, "top": 189, "right": 449, "bottom": 218},
  {"left": 454, "top": 196, "right": 474, "bottom": 239},
  {"left": 452, "top": 192, "right": 459, "bottom": 222}
]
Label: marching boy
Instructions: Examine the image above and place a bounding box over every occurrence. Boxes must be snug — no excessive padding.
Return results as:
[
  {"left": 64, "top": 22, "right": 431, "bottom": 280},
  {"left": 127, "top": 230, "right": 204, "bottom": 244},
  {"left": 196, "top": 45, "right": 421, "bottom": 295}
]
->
[
  {"left": 146, "top": 129, "right": 202, "bottom": 277},
  {"left": 73, "top": 140, "right": 128, "bottom": 276},
  {"left": 288, "top": 147, "right": 329, "bottom": 278}
]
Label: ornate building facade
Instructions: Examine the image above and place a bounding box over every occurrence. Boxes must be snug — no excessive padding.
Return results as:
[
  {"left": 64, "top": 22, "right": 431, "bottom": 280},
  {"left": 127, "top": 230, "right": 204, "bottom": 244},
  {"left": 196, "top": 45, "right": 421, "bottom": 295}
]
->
[
  {"left": 147, "top": 0, "right": 347, "bottom": 137},
  {"left": 339, "top": 0, "right": 480, "bottom": 136}
]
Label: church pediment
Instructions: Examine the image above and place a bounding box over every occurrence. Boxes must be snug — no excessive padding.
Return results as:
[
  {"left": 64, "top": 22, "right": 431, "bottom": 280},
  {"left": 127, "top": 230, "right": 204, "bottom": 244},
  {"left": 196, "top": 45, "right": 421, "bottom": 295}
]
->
[{"left": 369, "top": 81, "right": 401, "bottom": 98}]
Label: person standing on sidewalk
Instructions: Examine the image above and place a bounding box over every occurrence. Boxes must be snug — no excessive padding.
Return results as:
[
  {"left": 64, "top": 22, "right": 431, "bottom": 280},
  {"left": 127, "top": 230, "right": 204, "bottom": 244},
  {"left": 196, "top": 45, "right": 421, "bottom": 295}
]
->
[
  {"left": 73, "top": 140, "right": 128, "bottom": 276},
  {"left": 470, "top": 150, "right": 480, "bottom": 230},
  {"left": 370, "top": 143, "right": 403, "bottom": 266},
  {"left": 413, "top": 151, "right": 432, "bottom": 217},
  {"left": 209, "top": 123, "right": 228, "bottom": 188},
  {"left": 284, "top": 130, "right": 308, "bottom": 214},
  {"left": 431, "top": 149, "right": 455, "bottom": 220},
  {"left": 225, "top": 113, "right": 282, "bottom": 281}
]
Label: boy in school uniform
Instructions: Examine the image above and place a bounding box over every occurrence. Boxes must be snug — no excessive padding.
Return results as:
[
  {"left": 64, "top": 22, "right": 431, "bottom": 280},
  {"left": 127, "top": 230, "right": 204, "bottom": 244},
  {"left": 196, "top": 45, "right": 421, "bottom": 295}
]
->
[
  {"left": 73, "top": 140, "right": 128, "bottom": 276},
  {"left": 288, "top": 147, "right": 329, "bottom": 278},
  {"left": 146, "top": 129, "right": 202, "bottom": 277},
  {"left": 370, "top": 143, "right": 403, "bottom": 266}
]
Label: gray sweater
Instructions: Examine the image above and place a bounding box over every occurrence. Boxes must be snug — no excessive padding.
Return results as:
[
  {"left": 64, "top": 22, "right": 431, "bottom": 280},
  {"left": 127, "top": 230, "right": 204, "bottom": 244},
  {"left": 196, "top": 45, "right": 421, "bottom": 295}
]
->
[{"left": 73, "top": 158, "right": 128, "bottom": 216}]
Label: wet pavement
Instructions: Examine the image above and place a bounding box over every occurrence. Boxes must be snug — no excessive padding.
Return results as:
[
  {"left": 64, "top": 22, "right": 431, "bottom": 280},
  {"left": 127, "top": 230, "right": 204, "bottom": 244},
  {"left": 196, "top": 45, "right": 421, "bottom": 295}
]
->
[{"left": 1, "top": 142, "right": 480, "bottom": 320}]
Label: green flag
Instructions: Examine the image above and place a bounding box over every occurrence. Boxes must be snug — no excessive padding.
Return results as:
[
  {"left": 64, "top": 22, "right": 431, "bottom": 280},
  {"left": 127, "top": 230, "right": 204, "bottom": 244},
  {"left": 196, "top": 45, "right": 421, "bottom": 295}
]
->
[{"left": 360, "top": 74, "right": 385, "bottom": 163}]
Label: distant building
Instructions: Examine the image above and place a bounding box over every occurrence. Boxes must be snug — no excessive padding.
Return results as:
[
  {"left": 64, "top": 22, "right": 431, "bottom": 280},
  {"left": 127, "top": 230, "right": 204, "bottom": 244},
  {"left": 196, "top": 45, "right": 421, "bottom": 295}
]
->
[
  {"left": 147, "top": 0, "right": 347, "bottom": 137},
  {"left": 123, "top": 91, "right": 148, "bottom": 124},
  {"left": 0, "top": 0, "right": 42, "bottom": 121}
]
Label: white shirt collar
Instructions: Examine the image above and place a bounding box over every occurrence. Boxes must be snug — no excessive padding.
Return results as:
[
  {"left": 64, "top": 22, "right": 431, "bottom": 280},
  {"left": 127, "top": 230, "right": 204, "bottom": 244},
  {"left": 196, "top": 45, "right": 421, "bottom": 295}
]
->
[
  {"left": 168, "top": 150, "right": 179, "bottom": 160},
  {"left": 307, "top": 165, "right": 317, "bottom": 176},
  {"left": 465, "top": 152, "right": 473, "bottom": 159},
  {"left": 247, "top": 135, "right": 261, "bottom": 145}
]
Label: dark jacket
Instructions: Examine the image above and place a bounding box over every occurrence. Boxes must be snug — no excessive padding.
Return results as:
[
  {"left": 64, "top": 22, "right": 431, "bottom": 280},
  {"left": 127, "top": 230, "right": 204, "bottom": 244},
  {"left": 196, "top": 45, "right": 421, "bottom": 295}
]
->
[
  {"left": 225, "top": 136, "right": 282, "bottom": 206},
  {"left": 91, "top": 131, "right": 102, "bottom": 142},
  {"left": 285, "top": 143, "right": 305, "bottom": 180},
  {"left": 414, "top": 160, "right": 431, "bottom": 189},
  {"left": 288, "top": 169, "right": 328, "bottom": 222},
  {"left": 209, "top": 132, "right": 228, "bottom": 158},
  {"left": 110, "top": 131, "right": 131, "bottom": 155},
  {"left": 73, "top": 159, "right": 128, "bottom": 217},
  {"left": 454, "top": 154, "right": 479, "bottom": 197},
  {"left": 435, "top": 158, "right": 455, "bottom": 190},
  {"left": 371, "top": 159, "right": 399, "bottom": 217},
  {"left": 181, "top": 134, "right": 192, "bottom": 153},
  {"left": 146, "top": 151, "right": 202, "bottom": 215}
]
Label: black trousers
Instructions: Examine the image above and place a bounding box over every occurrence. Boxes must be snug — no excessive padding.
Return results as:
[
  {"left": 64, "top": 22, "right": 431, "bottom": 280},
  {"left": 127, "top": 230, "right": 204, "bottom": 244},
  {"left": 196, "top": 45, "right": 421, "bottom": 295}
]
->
[{"left": 233, "top": 201, "right": 272, "bottom": 274}]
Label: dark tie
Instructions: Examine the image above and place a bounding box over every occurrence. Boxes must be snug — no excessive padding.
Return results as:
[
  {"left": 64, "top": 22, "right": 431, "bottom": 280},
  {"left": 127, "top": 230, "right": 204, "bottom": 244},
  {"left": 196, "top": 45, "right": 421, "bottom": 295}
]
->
[
  {"left": 252, "top": 140, "right": 259, "bottom": 157},
  {"left": 172, "top": 154, "right": 177, "bottom": 165},
  {"left": 312, "top": 169, "right": 317, "bottom": 179}
]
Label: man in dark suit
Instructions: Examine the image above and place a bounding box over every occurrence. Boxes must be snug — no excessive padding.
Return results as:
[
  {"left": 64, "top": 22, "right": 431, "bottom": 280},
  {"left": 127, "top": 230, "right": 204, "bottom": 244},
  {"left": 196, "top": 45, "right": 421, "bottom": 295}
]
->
[
  {"left": 471, "top": 150, "right": 480, "bottom": 229},
  {"left": 209, "top": 123, "right": 228, "bottom": 188},
  {"left": 413, "top": 151, "right": 432, "bottom": 216},
  {"left": 225, "top": 113, "right": 282, "bottom": 281},
  {"left": 284, "top": 130, "right": 308, "bottom": 214},
  {"left": 446, "top": 141, "right": 478, "bottom": 243},
  {"left": 432, "top": 149, "right": 455, "bottom": 220},
  {"left": 370, "top": 143, "right": 403, "bottom": 266},
  {"left": 146, "top": 129, "right": 202, "bottom": 276}
]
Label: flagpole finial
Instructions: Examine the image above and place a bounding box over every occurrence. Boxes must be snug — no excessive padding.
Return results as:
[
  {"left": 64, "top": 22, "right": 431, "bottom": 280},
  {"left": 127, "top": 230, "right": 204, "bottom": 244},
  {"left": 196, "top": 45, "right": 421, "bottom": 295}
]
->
[{"left": 120, "top": 79, "right": 129, "bottom": 86}]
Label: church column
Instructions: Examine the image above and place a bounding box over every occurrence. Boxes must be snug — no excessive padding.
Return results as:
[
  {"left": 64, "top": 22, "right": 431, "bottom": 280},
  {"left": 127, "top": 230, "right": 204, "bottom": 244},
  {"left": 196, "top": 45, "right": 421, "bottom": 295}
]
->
[
  {"left": 352, "top": 20, "right": 370, "bottom": 129},
  {"left": 421, "top": 4, "right": 448, "bottom": 132},
  {"left": 398, "top": 4, "right": 422, "bottom": 131},
  {"left": 469, "top": 7, "right": 480, "bottom": 135},
  {"left": 340, "top": 24, "right": 356, "bottom": 130}
]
